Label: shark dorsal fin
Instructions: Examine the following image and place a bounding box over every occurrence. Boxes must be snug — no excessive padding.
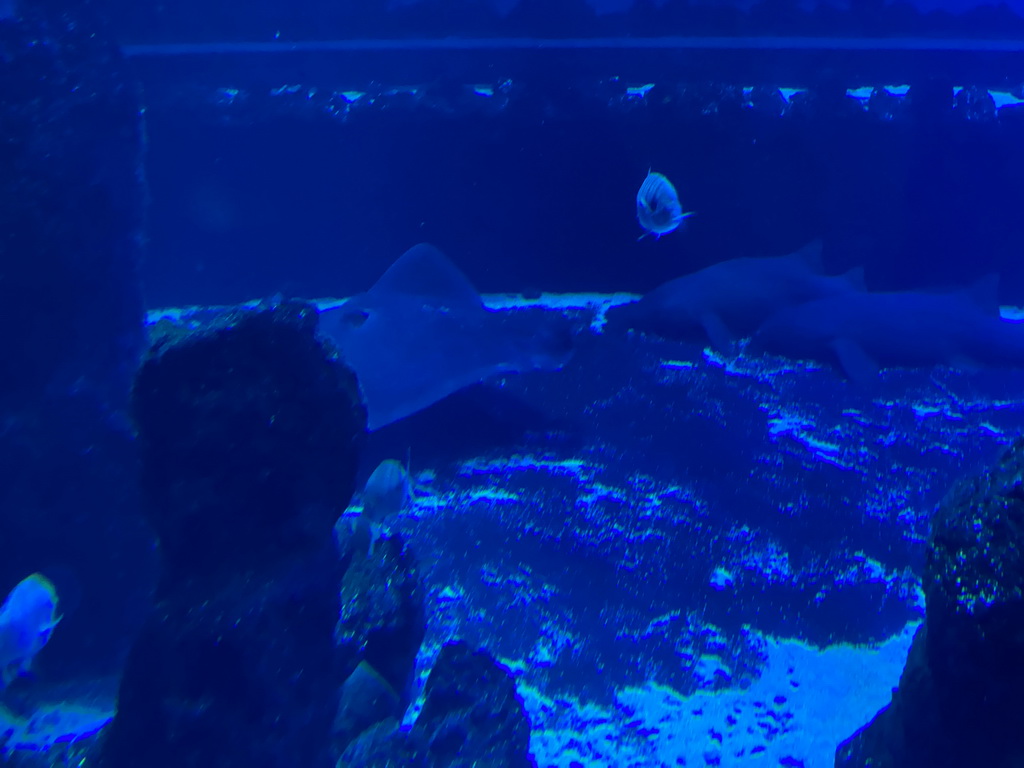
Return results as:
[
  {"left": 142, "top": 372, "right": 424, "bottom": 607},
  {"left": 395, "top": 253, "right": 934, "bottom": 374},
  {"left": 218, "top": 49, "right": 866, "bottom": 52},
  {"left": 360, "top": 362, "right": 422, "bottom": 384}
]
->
[
  {"left": 368, "top": 243, "right": 483, "bottom": 310},
  {"left": 791, "top": 240, "right": 824, "bottom": 273}
]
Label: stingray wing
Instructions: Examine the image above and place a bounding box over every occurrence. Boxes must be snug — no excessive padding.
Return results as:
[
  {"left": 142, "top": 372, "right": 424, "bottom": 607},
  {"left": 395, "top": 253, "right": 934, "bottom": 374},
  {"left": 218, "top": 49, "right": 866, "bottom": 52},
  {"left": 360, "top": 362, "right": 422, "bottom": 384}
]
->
[
  {"left": 321, "top": 245, "right": 572, "bottom": 430},
  {"left": 366, "top": 243, "right": 483, "bottom": 310}
]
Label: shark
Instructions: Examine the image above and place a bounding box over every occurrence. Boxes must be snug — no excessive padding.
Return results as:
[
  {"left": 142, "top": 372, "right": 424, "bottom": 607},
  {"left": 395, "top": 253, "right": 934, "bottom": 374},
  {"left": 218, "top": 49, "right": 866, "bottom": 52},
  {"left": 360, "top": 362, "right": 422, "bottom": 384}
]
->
[
  {"left": 746, "top": 275, "right": 1023, "bottom": 381},
  {"left": 604, "top": 242, "right": 864, "bottom": 350},
  {"left": 318, "top": 243, "right": 574, "bottom": 430}
]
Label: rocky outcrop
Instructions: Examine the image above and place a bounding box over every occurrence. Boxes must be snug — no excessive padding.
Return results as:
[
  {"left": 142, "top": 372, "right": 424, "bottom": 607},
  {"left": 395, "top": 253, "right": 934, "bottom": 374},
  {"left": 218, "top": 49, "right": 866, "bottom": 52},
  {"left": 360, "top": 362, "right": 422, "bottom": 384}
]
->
[
  {"left": 98, "top": 301, "right": 364, "bottom": 768},
  {"left": 340, "top": 640, "right": 536, "bottom": 768},
  {"left": 836, "top": 437, "right": 1024, "bottom": 767},
  {"left": 0, "top": 0, "right": 154, "bottom": 683}
]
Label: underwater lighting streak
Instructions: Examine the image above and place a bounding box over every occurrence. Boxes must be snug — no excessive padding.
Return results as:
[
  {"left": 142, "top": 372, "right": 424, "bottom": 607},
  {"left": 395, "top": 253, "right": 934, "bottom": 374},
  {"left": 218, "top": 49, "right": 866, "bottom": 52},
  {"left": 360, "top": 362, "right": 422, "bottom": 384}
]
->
[{"left": 122, "top": 36, "right": 1024, "bottom": 57}]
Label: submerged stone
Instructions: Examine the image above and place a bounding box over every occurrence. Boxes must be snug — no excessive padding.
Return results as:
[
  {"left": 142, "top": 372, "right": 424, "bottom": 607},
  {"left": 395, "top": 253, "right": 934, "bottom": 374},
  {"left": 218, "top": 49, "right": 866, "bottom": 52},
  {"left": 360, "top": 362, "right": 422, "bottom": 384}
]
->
[
  {"left": 99, "top": 300, "right": 365, "bottom": 768},
  {"left": 836, "top": 437, "right": 1024, "bottom": 766}
]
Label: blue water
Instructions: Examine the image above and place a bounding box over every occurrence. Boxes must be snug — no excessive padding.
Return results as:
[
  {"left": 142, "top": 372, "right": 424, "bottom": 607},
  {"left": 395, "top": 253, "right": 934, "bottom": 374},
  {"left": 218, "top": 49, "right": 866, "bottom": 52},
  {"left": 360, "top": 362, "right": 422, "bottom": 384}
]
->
[{"left": 2, "top": 0, "right": 1023, "bottom": 765}]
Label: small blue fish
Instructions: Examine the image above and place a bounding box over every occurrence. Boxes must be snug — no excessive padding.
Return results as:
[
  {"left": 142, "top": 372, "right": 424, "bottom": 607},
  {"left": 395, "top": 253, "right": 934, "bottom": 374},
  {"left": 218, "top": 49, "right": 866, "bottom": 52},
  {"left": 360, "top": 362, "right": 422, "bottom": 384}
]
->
[
  {"left": 636, "top": 170, "right": 694, "bottom": 240},
  {"left": 0, "top": 573, "right": 61, "bottom": 689}
]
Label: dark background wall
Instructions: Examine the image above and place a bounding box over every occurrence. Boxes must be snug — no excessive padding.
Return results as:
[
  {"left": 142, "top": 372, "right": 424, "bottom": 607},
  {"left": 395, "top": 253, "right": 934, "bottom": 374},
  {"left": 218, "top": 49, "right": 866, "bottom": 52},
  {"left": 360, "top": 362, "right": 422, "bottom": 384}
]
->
[
  {"left": 98, "top": 0, "right": 1024, "bottom": 45},
  {"left": 84, "top": 0, "right": 1024, "bottom": 310},
  {"left": 135, "top": 70, "right": 1024, "bottom": 309}
]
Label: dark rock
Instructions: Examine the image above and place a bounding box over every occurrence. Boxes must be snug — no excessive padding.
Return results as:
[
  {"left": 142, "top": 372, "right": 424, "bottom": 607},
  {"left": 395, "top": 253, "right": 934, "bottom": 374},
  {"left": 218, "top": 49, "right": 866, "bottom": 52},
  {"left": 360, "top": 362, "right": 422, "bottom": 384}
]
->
[
  {"left": 339, "top": 718, "right": 427, "bottom": 768},
  {"left": 954, "top": 85, "right": 997, "bottom": 121},
  {"left": 836, "top": 437, "right": 1024, "bottom": 767},
  {"left": 334, "top": 528, "right": 426, "bottom": 740},
  {"left": 133, "top": 300, "right": 364, "bottom": 587},
  {"left": 335, "top": 661, "right": 402, "bottom": 748},
  {"left": 412, "top": 641, "right": 536, "bottom": 768},
  {"left": 0, "top": 0, "right": 155, "bottom": 682},
  {"left": 98, "top": 301, "right": 365, "bottom": 768},
  {"left": 867, "top": 87, "right": 903, "bottom": 121},
  {"left": 747, "top": 87, "right": 788, "bottom": 117}
]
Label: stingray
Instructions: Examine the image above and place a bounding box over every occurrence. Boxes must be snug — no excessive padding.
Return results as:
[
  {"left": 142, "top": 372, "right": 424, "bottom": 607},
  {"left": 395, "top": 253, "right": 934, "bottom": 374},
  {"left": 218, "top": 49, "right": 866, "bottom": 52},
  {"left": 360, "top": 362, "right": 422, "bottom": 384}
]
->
[{"left": 318, "top": 244, "right": 573, "bottom": 430}]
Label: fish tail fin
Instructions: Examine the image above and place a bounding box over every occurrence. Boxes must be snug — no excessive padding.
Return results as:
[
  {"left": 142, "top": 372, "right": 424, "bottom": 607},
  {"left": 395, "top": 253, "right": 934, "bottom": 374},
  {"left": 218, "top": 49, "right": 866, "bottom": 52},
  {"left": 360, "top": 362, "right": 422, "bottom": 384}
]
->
[
  {"left": 793, "top": 240, "right": 824, "bottom": 272},
  {"left": 403, "top": 447, "right": 416, "bottom": 511},
  {"left": 842, "top": 266, "right": 867, "bottom": 291}
]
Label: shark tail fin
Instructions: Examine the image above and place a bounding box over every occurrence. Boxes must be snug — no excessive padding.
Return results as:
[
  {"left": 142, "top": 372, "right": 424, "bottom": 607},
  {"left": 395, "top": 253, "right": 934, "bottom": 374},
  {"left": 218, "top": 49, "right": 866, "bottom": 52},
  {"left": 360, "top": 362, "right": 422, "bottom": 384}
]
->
[
  {"left": 842, "top": 266, "right": 867, "bottom": 291},
  {"left": 793, "top": 240, "right": 824, "bottom": 273}
]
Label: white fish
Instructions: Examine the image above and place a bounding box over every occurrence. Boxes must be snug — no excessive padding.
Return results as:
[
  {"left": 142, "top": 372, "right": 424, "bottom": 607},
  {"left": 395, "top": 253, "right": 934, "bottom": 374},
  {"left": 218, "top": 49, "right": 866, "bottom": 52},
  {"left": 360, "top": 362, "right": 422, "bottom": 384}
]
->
[
  {"left": 362, "top": 459, "right": 412, "bottom": 528},
  {"left": 636, "top": 170, "right": 694, "bottom": 240},
  {"left": 350, "top": 459, "right": 414, "bottom": 555},
  {"left": 0, "top": 573, "right": 61, "bottom": 689}
]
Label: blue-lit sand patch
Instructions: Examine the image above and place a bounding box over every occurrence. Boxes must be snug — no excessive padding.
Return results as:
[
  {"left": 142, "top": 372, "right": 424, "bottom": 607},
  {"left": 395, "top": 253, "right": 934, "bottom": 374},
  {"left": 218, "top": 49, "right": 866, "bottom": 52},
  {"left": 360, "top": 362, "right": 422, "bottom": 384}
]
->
[
  {"left": 0, "top": 700, "right": 113, "bottom": 760},
  {"left": 524, "top": 622, "right": 917, "bottom": 768}
]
